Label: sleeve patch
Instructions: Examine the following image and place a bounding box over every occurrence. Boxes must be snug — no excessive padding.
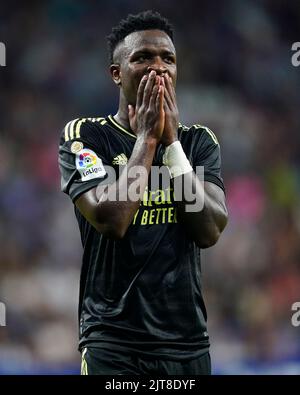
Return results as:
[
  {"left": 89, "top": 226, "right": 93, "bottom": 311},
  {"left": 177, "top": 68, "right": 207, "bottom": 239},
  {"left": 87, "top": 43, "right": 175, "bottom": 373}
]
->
[
  {"left": 75, "top": 148, "right": 106, "bottom": 181},
  {"left": 71, "top": 141, "right": 84, "bottom": 153}
]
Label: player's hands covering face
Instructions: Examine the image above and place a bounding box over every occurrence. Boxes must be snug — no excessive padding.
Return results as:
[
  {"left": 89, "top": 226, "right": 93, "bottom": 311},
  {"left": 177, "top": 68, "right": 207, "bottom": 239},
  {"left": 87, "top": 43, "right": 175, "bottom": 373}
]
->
[
  {"left": 161, "top": 74, "right": 179, "bottom": 146},
  {"left": 128, "top": 70, "right": 165, "bottom": 142}
]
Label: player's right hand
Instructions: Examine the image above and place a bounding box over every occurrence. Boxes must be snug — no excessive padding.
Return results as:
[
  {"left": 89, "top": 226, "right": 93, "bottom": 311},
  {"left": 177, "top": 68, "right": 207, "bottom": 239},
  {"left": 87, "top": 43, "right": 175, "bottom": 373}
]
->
[{"left": 128, "top": 70, "right": 165, "bottom": 142}]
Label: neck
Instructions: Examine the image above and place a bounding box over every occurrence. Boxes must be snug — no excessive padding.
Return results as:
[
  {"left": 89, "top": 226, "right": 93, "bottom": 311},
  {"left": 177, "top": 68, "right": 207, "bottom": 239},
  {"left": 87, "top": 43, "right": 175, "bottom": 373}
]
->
[{"left": 113, "top": 91, "right": 132, "bottom": 132}]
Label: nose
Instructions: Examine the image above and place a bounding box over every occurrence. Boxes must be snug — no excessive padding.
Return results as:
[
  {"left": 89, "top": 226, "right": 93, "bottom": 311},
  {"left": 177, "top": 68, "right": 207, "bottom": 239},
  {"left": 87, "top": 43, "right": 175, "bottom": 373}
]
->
[{"left": 147, "top": 57, "right": 167, "bottom": 76}]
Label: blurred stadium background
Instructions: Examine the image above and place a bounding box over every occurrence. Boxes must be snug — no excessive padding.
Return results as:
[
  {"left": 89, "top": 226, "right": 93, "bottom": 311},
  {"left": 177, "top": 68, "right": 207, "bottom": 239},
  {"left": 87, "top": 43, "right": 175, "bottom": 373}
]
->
[{"left": 0, "top": 0, "right": 300, "bottom": 374}]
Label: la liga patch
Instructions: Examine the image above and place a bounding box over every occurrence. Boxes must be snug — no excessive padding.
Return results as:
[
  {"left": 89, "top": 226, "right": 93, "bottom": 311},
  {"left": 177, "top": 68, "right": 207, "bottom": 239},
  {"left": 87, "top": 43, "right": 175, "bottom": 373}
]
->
[{"left": 75, "top": 148, "right": 106, "bottom": 181}]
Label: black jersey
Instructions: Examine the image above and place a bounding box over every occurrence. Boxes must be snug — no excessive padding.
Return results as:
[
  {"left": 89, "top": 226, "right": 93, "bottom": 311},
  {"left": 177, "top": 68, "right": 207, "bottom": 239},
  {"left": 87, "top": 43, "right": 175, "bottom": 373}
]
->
[{"left": 58, "top": 115, "right": 225, "bottom": 360}]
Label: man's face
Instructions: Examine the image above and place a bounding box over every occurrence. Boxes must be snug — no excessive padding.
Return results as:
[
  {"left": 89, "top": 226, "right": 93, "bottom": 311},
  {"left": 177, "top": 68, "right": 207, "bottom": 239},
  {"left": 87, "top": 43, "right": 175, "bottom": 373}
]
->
[{"left": 111, "top": 29, "right": 177, "bottom": 105}]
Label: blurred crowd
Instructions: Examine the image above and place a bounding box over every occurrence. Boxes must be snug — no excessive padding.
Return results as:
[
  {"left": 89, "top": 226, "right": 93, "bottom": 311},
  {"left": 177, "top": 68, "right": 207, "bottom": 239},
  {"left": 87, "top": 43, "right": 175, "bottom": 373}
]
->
[{"left": 0, "top": 0, "right": 299, "bottom": 374}]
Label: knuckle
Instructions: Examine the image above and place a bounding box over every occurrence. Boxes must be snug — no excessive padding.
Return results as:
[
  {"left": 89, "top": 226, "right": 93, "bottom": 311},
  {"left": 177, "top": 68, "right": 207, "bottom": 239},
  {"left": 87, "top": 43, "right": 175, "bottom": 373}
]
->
[{"left": 138, "top": 105, "right": 145, "bottom": 114}]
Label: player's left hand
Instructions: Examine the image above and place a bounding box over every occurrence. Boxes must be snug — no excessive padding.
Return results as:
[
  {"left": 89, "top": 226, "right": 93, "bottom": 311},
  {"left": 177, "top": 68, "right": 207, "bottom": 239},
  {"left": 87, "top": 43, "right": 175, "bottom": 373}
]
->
[{"left": 160, "top": 74, "right": 179, "bottom": 146}]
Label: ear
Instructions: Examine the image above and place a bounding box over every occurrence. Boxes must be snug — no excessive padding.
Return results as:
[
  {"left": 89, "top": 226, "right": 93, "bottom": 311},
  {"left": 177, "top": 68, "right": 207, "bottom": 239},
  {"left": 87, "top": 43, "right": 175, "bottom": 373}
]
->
[{"left": 110, "top": 64, "right": 121, "bottom": 87}]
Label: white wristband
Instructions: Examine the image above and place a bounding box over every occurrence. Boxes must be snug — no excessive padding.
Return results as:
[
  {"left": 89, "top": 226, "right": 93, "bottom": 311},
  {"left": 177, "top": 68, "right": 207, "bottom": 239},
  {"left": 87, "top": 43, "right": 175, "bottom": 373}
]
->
[{"left": 162, "top": 141, "right": 193, "bottom": 178}]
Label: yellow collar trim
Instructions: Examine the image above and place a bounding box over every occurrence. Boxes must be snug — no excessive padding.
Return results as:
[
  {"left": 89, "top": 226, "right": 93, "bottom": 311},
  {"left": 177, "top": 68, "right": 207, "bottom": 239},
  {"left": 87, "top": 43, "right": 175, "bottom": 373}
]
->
[{"left": 108, "top": 115, "right": 136, "bottom": 139}]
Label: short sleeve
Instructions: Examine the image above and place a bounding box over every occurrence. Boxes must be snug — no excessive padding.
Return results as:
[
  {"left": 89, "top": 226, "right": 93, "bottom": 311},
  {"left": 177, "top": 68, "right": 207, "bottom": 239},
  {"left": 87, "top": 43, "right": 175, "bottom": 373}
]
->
[
  {"left": 193, "top": 126, "right": 225, "bottom": 193},
  {"left": 58, "top": 118, "right": 111, "bottom": 202}
]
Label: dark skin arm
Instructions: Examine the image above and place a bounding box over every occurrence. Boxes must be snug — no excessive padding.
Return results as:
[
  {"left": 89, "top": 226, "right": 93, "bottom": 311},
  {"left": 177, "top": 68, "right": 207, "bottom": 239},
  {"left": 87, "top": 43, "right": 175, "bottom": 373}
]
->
[
  {"left": 75, "top": 71, "right": 165, "bottom": 239},
  {"left": 175, "top": 176, "right": 228, "bottom": 248},
  {"left": 162, "top": 74, "right": 228, "bottom": 248}
]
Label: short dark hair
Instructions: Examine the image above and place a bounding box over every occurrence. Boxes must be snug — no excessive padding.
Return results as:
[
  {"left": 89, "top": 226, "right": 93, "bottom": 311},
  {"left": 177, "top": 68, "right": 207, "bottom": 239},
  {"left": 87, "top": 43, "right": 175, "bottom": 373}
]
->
[{"left": 107, "top": 10, "right": 174, "bottom": 64}]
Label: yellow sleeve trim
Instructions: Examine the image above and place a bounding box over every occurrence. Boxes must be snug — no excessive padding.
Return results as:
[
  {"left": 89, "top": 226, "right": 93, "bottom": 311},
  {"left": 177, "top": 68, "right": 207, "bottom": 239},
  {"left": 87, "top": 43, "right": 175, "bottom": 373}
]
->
[
  {"left": 74, "top": 119, "right": 85, "bottom": 139},
  {"left": 194, "top": 124, "right": 219, "bottom": 145},
  {"left": 64, "top": 119, "right": 78, "bottom": 142},
  {"left": 179, "top": 122, "right": 219, "bottom": 145},
  {"left": 64, "top": 117, "right": 106, "bottom": 141}
]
